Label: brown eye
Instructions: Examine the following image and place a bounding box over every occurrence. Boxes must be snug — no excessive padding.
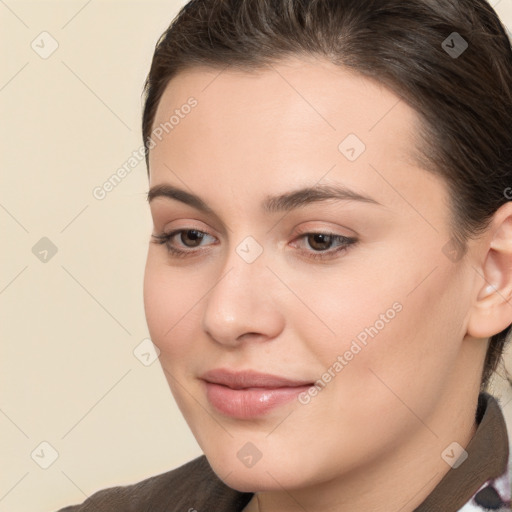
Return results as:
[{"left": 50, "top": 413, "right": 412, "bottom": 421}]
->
[
  {"left": 151, "top": 228, "right": 216, "bottom": 258},
  {"left": 180, "top": 230, "right": 205, "bottom": 247},
  {"left": 290, "top": 231, "right": 358, "bottom": 262},
  {"left": 306, "top": 233, "right": 334, "bottom": 251}
]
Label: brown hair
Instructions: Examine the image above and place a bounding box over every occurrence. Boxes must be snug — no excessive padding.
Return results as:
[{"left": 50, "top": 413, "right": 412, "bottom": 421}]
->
[{"left": 142, "top": 0, "right": 512, "bottom": 388}]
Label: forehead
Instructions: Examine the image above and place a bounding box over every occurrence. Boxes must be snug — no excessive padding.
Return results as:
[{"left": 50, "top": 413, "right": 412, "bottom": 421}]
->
[
  {"left": 148, "top": 57, "right": 446, "bottom": 221},
  {"left": 167, "top": 56, "right": 379, "bottom": 116},
  {"left": 151, "top": 57, "right": 421, "bottom": 164}
]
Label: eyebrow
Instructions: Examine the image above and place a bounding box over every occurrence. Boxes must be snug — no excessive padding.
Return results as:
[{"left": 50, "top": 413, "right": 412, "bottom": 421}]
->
[{"left": 147, "top": 183, "right": 381, "bottom": 213}]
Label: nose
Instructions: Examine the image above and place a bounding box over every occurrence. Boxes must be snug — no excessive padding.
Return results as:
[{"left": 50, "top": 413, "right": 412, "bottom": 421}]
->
[{"left": 201, "top": 242, "right": 284, "bottom": 348}]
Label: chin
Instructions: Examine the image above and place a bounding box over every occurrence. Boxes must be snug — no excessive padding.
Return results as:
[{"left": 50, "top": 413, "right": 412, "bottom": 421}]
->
[
  {"left": 205, "top": 449, "right": 309, "bottom": 493},
  {"left": 217, "top": 465, "right": 296, "bottom": 493}
]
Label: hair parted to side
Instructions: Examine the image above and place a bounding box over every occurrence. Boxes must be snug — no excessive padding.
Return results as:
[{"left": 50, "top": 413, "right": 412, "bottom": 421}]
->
[{"left": 142, "top": 0, "right": 512, "bottom": 388}]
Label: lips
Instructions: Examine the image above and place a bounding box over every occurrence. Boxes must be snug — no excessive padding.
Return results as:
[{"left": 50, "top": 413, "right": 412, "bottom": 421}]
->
[
  {"left": 200, "top": 368, "right": 314, "bottom": 418},
  {"left": 200, "top": 368, "right": 313, "bottom": 389}
]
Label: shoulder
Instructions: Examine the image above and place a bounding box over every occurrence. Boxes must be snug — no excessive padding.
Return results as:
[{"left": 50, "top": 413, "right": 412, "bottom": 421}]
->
[{"left": 55, "top": 455, "right": 252, "bottom": 512}]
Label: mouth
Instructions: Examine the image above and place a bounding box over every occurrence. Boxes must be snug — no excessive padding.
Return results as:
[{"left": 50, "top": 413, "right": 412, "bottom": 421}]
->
[
  {"left": 200, "top": 368, "right": 314, "bottom": 389},
  {"left": 200, "top": 368, "right": 315, "bottom": 418}
]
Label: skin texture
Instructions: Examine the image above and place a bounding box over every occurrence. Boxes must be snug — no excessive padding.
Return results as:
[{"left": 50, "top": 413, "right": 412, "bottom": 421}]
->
[{"left": 143, "top": 56, "right": 512, "bottom": 512}]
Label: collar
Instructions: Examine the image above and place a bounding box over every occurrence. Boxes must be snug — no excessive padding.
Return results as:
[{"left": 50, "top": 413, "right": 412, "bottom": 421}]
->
[{"left": 414, "top": 392, "right": 510, "bottom": 511}]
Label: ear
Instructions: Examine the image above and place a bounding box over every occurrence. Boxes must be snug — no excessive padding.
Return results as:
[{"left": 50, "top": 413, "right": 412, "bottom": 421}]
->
[{"left": 467, "top": 202, "right": 512, "bottom": 338}]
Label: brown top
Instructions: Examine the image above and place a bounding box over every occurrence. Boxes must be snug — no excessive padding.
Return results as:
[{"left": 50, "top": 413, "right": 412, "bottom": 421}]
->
[
  {"left": 414, "top": 392, "right": 509, "bottom": 511},
  {"left": 56, "top": 393, "right": 509, "bottom": 512}
]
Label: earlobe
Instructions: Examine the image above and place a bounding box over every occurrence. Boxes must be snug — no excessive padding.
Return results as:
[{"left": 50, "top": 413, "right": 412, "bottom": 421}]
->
[{"left": 467, "top": 203, "right": 512, "bottom": 339}]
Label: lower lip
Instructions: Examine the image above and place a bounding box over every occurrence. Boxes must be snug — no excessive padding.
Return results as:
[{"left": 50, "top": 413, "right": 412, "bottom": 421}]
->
[{"left": 203, "top": 381, "right": 313, "bottom": 419}]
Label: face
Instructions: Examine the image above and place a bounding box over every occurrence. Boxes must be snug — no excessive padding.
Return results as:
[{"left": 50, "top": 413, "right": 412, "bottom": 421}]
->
[{"left": 143, "top": 57, "right": 478, "bottom": 492}]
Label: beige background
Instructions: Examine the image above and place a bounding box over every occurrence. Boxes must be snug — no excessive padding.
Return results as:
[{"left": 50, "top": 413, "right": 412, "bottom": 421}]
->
[{"left": 1, "top": 1, "right": 512, "bottom": 511}]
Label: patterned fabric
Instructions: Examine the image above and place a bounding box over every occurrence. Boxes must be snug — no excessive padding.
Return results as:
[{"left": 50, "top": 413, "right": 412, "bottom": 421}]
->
[
  {"left": 458, "top": 471, "right": 511, "bottom": 511},
  {"left": 458, "top": 402, "right": 512, "bottom": 512}
]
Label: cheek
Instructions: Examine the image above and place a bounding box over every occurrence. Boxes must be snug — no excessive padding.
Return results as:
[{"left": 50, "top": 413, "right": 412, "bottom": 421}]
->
[
  {"left": 284, "top": 259, "right": 403, "bottom": 361},
  {"left": 143, "top": 256, "right": 201, "bottom": 358},
  {"left": 296, "top": 250, "right": 466, "bottom": 397}
]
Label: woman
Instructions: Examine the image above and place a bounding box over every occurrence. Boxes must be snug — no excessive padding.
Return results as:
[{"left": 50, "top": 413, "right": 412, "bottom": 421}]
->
[{"left": 57, "top": 0, "right": 512, "bottom": 510}]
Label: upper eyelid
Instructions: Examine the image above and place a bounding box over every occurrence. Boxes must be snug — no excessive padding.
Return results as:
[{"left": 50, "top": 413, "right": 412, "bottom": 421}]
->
[
  {"left": 161, "top": 227, "right": 353, "bottom": 238},
  {"left": 157, "top": 218, "right": 357, "bottom": 236}
]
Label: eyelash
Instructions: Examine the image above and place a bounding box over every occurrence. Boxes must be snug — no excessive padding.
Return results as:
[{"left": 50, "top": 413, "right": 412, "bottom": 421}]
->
[{"left": 151, "top": 229, "right": 357, "bottom": 262}]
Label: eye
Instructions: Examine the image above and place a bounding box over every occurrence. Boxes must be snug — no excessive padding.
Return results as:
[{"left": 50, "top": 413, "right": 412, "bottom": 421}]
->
[
  {"left": 291, "top": 232, "right": 357, "bottom": 261},
  {"left": 151, "top": 229, "right": 215, "bottom": 258},
  {"left": 306, "top": 233, "right": 338, "bottom": 251},
  {"left": 172, "top": 229, "right": 206, "bottom": 248},
  {"left": 151, "top": 228, "right": 357, "bottom": 262}
]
